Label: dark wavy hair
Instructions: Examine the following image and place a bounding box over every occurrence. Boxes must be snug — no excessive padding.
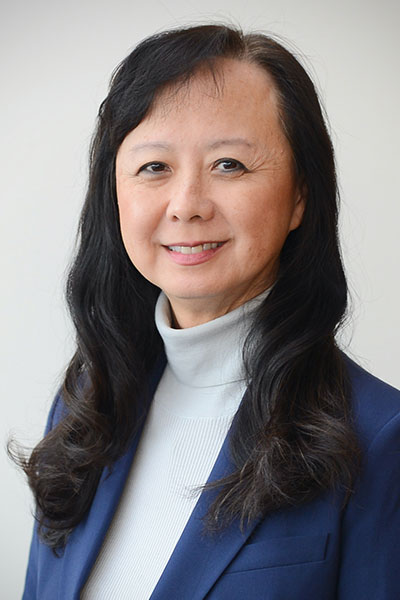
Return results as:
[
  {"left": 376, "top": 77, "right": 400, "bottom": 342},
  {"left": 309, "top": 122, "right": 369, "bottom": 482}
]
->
[{"left": 16, "top": 24, "right": 360, "bottom": 551}]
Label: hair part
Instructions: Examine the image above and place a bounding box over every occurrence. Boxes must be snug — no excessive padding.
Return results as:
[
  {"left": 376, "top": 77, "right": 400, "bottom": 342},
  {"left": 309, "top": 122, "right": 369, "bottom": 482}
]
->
[{"left": 13, "top": 24, "right": 360, "bottom": 550}]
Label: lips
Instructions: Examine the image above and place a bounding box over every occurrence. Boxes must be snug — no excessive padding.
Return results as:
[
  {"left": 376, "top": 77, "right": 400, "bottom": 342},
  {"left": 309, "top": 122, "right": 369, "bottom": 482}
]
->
[
  {"left": 167, "top": 242, "right": 224, "bottom": 254},
  {"left": 163, "top": 241, "right": 226, "bottom": 265}
]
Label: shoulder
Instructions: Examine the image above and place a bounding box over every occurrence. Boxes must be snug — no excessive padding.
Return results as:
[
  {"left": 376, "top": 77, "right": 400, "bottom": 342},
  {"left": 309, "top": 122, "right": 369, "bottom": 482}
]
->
[
  {"left": 44, "top": 390, "right": 69, "bottom": 434},
  {"left": 43, "top": 355, "right": 166, "bottom": 435},
  {"left": 337, "top": 358, "right": 400, "bottom": 597},
  {"left": 344, "top": 354, "right": 400, "bottom": 451}
]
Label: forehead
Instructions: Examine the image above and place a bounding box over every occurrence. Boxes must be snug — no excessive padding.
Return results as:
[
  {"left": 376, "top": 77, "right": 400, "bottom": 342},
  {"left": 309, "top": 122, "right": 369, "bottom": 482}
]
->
[
  {"left": 117, "top": 57, "right": 291, "bottom": 160},
  {"left": 144, "top": 58, "right": 281, "bottom": 128}
]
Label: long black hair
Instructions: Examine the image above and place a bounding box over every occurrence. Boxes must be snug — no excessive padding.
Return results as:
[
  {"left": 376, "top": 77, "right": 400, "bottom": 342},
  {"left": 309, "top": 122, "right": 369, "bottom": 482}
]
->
[{"left": 17, "top": 24, "right": 360, "bottom": 550}]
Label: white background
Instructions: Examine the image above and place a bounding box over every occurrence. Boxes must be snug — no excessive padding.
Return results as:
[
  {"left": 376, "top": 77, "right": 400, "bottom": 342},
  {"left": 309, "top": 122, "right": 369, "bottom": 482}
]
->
[{"left": 1, "top": 0, "right": 399, "bottom": 596}]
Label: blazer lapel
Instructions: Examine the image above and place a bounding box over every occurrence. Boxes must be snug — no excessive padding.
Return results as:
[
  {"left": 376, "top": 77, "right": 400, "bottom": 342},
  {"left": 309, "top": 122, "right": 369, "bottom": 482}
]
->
[
  {"left": 57, "top": 354, "right": 255, "bottom": 600},
  {"left": 60, "top": 355, "right": 167, "bottom": 600},
  {"left": 151, "top": 400, "right": 262, "bottom": 600}
]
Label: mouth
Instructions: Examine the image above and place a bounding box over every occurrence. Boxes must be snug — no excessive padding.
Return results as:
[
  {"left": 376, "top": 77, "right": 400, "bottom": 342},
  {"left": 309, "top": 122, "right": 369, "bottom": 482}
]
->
[{"left": 165, "top": 242, "right": 225, "bottom": 255}]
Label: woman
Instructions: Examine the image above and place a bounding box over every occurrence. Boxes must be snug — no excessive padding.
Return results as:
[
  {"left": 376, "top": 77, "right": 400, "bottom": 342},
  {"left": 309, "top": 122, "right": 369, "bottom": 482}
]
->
[{"left": 21, "top": 25, "right": 400, "bottom": 599}]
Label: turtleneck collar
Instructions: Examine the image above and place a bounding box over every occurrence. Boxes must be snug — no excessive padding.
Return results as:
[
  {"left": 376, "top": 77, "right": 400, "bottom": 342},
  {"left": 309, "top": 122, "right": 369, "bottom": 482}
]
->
[{"left": 154, "top": 290, "right": 270, "bottom": 388}]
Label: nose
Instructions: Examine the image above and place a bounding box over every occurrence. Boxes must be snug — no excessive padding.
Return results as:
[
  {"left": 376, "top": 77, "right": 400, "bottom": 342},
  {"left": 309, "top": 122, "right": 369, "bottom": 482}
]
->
[{"left": 166, "top": 173, "right": 214, "bottom": 223}]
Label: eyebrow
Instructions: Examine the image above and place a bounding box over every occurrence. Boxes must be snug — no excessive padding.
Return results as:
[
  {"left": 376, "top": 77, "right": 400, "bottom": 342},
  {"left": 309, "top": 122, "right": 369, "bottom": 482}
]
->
[
  {"left": 128, "top": 142, "right": 171, "bottom": 153},
  {"left": 127, "top": 138, "right": 255, "bottom": 153},
  {"left": 206, "top": 138, "right": 255, "bottom": 150}
]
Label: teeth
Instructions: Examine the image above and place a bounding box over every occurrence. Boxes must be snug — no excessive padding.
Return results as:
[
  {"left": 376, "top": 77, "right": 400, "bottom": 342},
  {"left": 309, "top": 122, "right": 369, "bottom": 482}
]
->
[{"left": 168, "top": 242, "right": 222, "bottom": 254}]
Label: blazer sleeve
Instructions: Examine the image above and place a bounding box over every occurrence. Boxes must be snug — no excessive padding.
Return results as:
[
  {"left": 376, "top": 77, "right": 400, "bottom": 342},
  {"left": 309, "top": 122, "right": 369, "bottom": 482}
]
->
[
  {"left": 22, "top": 393, "right": 65, "bottom": 600},
  {"left": 337, "top": 409, "right": 400, "bottom": 599}
]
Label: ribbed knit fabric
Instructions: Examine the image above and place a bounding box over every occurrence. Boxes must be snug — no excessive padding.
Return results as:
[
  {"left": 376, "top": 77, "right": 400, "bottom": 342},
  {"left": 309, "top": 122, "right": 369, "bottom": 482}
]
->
[{"left": 82, "top": 290, "right": 268, "bottom": 600}]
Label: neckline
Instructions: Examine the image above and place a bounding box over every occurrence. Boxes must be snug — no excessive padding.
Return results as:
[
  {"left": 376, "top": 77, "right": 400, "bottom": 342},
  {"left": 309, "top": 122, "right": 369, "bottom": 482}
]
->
[{"left": 154, "top": 289, "right": 270, "bottom": 388}]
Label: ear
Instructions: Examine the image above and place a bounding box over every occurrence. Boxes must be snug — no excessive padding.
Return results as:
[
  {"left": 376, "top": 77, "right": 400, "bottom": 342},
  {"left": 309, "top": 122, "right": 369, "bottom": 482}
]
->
[{"left": 289, "top": 180, "right": 307, "bottom": 232}]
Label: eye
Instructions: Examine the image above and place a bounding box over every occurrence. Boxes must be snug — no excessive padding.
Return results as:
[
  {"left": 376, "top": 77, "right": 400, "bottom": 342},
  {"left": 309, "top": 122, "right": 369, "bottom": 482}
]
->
[
  {"left": 138, "top": 162, "right": 170, "bottom": 175},
  {"left": 214, "top": 158, "right": 248, "bottom": 173}
]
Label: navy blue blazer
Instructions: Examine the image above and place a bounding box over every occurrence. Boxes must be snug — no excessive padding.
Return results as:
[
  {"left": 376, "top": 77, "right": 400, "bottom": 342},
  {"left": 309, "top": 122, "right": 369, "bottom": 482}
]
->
[{"left": 23, "top": 357, "right": 400, "bottom": 599}]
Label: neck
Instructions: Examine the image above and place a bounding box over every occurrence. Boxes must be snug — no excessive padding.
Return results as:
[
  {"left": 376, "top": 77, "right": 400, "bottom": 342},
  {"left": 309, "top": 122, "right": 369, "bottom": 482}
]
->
[
  {"left": 154, "top": 288, "right": 271, "bottom": 388},
  {"left": 167, "top": 286, "right": 273, "bottom": 329}
]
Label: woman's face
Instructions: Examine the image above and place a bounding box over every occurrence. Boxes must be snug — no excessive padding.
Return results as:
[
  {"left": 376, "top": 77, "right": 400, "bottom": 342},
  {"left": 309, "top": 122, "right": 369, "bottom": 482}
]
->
[{"left": 116, "top": 59, "right": 305, "bottom": 328}]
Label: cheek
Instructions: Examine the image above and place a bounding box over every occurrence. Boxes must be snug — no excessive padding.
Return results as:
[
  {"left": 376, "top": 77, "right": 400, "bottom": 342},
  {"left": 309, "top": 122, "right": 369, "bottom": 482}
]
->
[
  {"left": 232, "top": 192, "right": 297, "bottom": 263},
  {"left": 118, "top": 205, "right": 157, "bottom": 276},
  {"left": 238, "top": 202, "right": 288, "bottom": 243},
  {"left": 117, "top": 190, "right": 158, "bottom": 251}
]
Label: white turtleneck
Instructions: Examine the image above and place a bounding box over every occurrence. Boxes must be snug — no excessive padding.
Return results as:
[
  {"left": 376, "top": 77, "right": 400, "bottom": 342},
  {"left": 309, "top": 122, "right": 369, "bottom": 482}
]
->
[{"left": 82, "top": 290, "right": 268, "bottom": 600}]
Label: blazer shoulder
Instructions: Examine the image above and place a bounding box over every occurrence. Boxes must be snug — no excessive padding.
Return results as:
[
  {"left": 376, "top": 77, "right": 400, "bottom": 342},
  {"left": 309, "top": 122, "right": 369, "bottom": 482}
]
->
[
  {"left": 45, "top": 367, "right": 95, "bottom": 433},
  {"left": 344, "top": 355, "right": 400, "bottom": 450},
  {"left": 44, "top": 390, "right": 68, "bottom": 434}
]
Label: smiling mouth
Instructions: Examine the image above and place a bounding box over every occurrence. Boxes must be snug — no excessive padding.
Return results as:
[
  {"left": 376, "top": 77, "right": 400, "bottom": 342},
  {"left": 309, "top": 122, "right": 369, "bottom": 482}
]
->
[{"left": 166, "top": 242, "right": 224, "bottom": 254}]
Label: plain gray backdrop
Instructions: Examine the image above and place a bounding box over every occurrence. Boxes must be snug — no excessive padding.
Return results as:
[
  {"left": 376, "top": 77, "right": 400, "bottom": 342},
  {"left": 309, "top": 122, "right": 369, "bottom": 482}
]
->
[{"left": 1, "top": 0, "right": 399, "bottom": 596}]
